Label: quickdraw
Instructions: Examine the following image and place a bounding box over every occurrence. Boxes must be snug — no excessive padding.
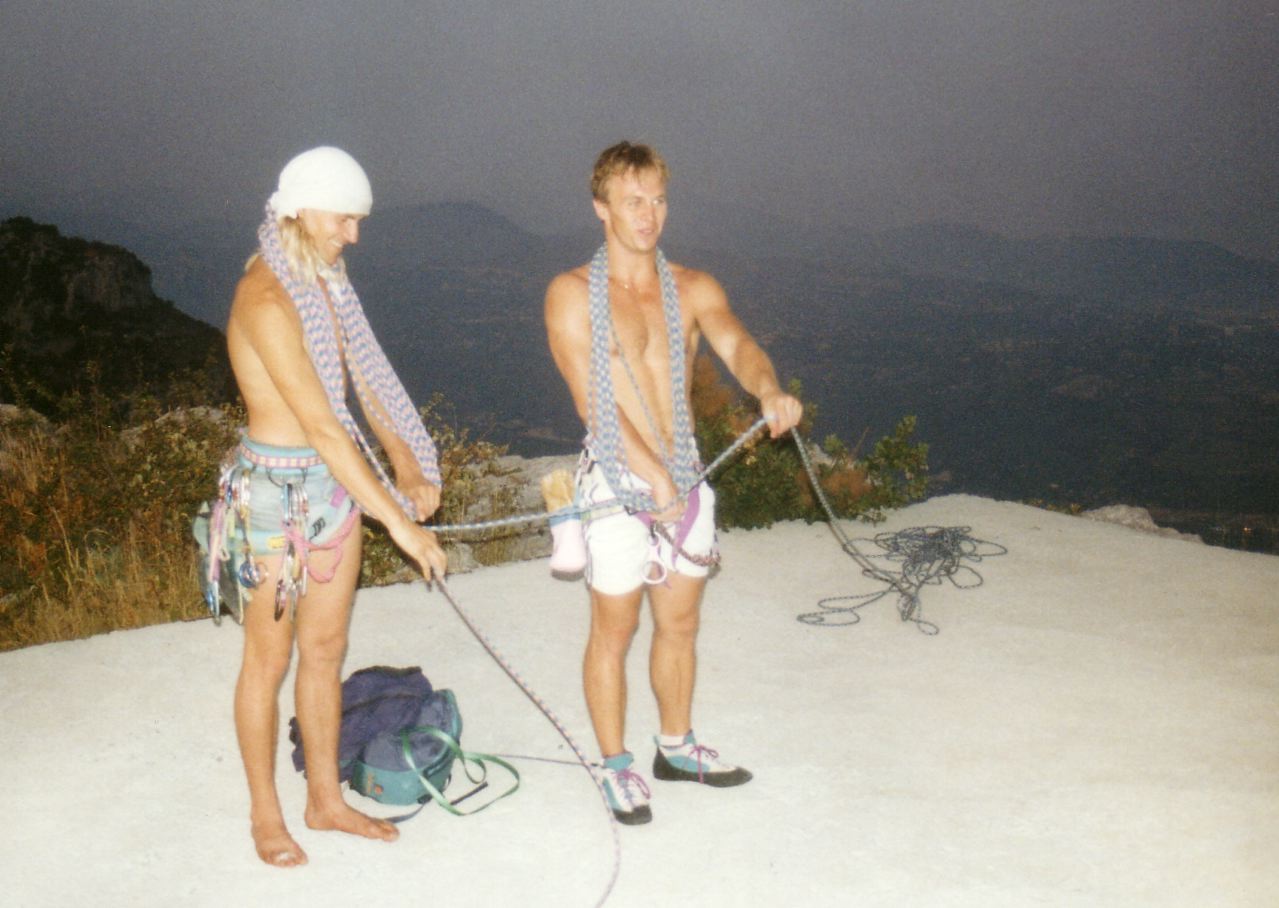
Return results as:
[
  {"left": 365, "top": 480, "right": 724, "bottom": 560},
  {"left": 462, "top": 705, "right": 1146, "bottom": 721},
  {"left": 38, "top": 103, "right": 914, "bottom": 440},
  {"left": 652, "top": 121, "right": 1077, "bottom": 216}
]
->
[
  {"left": 647, "top": 520, "right": 720, "bottom": 570},
  {"left": 274, "top": 480, "right": 308, "bottom": 621},
  {"left": 199, "top": 452, "right": 262, "bottom": 626}
]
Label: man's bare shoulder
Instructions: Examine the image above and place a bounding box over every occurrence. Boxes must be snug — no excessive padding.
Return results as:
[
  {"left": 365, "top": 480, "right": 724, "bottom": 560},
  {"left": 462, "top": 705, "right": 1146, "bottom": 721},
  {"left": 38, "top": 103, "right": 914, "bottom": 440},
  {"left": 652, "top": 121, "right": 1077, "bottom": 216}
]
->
[
  {"left": 547, "top": 264, "right": 590, "bottom": 295},
  {"left": 545, "top": 264, "right": 591, "bottom": 313},
  {"left": 544, "top": 264, "right": 594, "bottom": 357},
  {"left": 669, "top": 261, "right": 728, "bottom": 307},
  {"left": 231, "top": 258, "right": 295, "bottom": 321}
]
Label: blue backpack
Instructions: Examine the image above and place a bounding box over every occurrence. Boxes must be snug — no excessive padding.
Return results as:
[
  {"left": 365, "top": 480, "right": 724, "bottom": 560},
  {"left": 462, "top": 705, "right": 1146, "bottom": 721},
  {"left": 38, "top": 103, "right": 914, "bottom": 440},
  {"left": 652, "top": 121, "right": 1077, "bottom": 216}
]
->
[{"left": 289, "top": 666, "right": 518, "bottom": 821}]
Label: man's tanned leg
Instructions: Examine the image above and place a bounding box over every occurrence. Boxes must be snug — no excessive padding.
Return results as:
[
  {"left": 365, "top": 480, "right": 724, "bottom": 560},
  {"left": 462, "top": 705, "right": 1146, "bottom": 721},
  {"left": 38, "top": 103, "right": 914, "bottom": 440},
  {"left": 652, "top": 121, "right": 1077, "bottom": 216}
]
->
[
  {"left": 648, "top": 575, "right": 703, "bottom": 737},
  {"left": 294, "top": 530, "right": 398, "bottom": 843},
  {"left": 235, "top": 556, "right": 306, "bottom": 867},
  {"left": 583, "top": 587, "right": 644, "bottom": 757}
]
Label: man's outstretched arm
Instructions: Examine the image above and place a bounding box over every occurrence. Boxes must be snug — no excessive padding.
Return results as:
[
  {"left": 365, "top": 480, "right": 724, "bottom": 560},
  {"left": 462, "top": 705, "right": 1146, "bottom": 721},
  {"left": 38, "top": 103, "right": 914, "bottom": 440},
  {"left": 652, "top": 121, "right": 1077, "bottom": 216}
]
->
[{"left": 688, "top": 271, "right": 803, "bottom": 437}]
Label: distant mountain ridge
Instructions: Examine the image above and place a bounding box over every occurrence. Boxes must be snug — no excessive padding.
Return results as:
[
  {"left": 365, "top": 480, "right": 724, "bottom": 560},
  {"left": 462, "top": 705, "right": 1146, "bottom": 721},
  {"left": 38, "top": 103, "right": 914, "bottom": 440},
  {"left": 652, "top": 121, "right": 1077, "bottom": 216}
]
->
[
  {"left": 846, "top": 222, "right": 1279, "bottom": 311},
  {"left": 18, "top": 198, "right": 1274, "bottom": 323}
]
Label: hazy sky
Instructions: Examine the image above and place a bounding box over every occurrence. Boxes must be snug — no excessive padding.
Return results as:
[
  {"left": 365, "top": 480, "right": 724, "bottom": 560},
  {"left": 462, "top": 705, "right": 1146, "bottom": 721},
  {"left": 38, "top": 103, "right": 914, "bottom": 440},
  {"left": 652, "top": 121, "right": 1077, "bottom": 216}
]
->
[{"left": 3, "top": 1, "right": 1277, "bottom": 259}]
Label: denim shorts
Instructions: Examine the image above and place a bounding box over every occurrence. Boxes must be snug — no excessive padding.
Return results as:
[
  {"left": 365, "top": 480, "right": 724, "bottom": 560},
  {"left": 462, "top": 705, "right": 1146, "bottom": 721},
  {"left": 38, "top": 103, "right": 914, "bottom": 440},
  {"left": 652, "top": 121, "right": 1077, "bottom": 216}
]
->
[{"left": 235, "top": 438, "right": 358, "bottom": 556}]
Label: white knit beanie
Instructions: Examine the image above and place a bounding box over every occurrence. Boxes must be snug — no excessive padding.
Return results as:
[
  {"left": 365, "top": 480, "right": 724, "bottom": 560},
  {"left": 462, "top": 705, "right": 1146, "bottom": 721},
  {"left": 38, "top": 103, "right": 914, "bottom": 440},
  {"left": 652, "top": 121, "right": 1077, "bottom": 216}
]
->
[{"left": 268, "top": 146, "right": 373, "bottom": 219}]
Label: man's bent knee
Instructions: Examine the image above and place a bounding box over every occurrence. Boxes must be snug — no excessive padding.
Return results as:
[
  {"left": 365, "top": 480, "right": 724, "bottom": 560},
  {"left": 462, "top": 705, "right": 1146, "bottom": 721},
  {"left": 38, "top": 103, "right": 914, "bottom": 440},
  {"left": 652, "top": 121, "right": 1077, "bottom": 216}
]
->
[
  {"left": 296, "top": 632, "right": 348, "bottom": 674},
  {"left": 591, "top": 589, "right": 642, "bottom": 633},
  {"left": 239, "top": 654, "right": 291, "bottom": 690},
  {"left": 240, "top": 636, "right": 293, "bottom": 687},
  {"left": 589, "top": 614, "right": 639, "bottom": 654}
]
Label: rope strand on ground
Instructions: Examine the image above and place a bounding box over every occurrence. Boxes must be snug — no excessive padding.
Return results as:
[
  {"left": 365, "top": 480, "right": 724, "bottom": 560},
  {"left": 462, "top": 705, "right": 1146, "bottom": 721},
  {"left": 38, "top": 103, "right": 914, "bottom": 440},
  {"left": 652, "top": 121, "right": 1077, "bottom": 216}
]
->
[
  {"left": 421, "top": 414, "right": 1006, "bottom": 906},
  {"left": 790, "top": 429, "right": 1007, "bottom": 633}
]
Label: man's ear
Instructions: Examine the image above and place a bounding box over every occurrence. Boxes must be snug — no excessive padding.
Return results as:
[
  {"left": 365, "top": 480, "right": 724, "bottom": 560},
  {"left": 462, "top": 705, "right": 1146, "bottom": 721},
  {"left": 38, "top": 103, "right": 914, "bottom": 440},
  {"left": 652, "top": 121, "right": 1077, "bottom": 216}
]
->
[{"left": 592, "top": 197, "right": 609, "bottom": 224}]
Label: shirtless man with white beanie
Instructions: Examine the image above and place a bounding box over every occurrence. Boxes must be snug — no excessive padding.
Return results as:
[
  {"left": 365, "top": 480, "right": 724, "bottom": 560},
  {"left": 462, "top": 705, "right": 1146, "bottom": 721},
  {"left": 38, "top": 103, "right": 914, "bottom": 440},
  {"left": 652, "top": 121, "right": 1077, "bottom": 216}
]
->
[{"left": 222, "top": 146, "right": 447, "bottom": 865}]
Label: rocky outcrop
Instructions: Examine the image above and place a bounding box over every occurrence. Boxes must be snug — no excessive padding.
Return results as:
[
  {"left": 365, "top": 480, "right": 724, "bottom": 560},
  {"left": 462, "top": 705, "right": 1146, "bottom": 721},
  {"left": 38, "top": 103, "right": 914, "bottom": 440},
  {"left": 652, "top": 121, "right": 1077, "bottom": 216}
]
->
[
  {"left": 0, "top": 217, "right": 232, "bottom": 412},
  {"left": 442, "top": 453, "right": 578, "bottom": 573},
  {"left": 1, "top": 217, "right": 156, "bottom": 327},
  {"left": 1082, "top": 504, "right": 1202, "bottom": 542}
]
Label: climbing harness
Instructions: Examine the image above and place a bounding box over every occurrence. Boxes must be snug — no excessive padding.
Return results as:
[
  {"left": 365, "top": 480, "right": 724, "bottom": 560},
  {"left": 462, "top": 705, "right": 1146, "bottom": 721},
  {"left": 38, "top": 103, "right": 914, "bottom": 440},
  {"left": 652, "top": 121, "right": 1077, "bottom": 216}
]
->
[
  {"left": 195, "top": 442, "right": 361, "bottom": 625},
  {"left": 637, "top": 485, "right": 720, "bottom": 574}
]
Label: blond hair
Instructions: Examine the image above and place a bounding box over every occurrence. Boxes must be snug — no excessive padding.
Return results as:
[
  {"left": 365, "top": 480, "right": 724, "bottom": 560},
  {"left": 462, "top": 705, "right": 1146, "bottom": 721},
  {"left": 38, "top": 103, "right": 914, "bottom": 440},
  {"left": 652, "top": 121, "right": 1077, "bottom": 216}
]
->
[
  {"left": 244, "top": 215, "right": 334, "bottom": 284},
  {"left": 590, "top": 141, "right": 669, "bottom": 202}
]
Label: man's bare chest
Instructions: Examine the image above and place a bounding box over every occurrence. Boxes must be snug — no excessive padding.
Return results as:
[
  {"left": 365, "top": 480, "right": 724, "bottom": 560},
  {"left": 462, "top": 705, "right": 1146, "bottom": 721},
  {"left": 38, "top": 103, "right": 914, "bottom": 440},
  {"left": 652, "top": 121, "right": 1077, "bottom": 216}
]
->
[{"left": 608, "top": 297, "right": 696, "bottom": 368}]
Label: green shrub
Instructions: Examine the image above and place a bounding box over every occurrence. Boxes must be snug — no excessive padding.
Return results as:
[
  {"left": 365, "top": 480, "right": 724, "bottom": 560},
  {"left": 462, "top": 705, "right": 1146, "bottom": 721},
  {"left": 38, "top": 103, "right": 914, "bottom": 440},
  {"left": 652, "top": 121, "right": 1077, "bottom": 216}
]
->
[
  {"left": 691, "top": 355, "right": 929, "bottom": 529},
  {"left": 0, "top": 384, "right": 242, "bottom": 650}
]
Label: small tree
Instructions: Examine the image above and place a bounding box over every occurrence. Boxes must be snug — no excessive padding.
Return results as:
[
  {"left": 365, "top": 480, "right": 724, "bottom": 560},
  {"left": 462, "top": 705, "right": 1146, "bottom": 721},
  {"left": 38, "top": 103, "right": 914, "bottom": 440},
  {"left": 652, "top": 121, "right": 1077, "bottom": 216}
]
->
[{"left": 691, "top": 354, "right": 928, "bottom": 528}]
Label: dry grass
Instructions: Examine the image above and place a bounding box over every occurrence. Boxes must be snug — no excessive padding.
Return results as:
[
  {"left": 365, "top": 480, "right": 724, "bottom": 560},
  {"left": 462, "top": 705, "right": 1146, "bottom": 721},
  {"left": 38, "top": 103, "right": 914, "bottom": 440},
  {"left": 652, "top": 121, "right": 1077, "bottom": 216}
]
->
[
  {"left": 1, "top": 391, "right": 523, "bottom": 652},
  {"left": 1, "top": 400, "right": 238, "bottom": 652},
  {"left": 4, "top": 523, "right": 205, "bottom": 651}
]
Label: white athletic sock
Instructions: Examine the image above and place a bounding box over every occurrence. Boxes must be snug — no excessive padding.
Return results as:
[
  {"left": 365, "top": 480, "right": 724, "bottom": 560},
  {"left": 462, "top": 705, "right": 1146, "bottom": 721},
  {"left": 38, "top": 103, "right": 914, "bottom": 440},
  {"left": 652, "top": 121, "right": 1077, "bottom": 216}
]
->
[{"left": 658, "top": 732, "right": 690, "bottom": 749}]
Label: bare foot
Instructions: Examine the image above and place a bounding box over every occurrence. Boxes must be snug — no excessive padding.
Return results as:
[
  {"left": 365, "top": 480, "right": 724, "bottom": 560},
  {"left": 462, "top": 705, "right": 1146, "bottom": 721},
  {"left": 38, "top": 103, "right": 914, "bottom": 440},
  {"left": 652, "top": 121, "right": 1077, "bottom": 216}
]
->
[
  {"left": 252, "top": 820, "right": 308, "bottom": 868},
  {"left": 304, "top": 801, "right": 399, "bottom": 843}
]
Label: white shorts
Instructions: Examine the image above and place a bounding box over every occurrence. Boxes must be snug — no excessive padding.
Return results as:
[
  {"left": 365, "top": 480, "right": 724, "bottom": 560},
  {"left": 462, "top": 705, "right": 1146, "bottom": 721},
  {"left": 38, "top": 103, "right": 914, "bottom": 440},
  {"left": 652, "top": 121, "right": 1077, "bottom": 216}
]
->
[{"left": 577, "top": 460, "right": 717, "bottom": 595}]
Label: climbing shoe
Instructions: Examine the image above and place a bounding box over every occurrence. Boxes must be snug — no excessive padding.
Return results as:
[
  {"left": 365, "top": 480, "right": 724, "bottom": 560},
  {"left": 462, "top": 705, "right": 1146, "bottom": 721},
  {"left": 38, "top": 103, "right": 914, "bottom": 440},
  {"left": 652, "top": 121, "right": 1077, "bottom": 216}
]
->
[
  {"left": 652, "top": 732, "right": 753, "bottom": 787},
  {"left": 598, "top": 752, "right": 653, "bottom": 825}
]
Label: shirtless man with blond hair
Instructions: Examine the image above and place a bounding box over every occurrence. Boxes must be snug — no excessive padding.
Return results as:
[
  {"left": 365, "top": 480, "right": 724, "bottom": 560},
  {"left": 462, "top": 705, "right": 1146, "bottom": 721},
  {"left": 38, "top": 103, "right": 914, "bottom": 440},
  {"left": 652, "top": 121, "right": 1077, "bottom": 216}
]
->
[
  {"left": 544, "top": 141, "right": 802, "bottom": 824},
  {"left": 222, "top": 146, "right": 448, "bottom": 865}
]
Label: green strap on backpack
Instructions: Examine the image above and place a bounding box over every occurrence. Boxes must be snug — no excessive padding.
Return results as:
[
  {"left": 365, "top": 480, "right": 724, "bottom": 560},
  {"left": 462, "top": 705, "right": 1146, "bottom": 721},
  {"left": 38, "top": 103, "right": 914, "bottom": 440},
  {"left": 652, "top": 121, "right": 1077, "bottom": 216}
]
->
[
  {"left": 344, "top": 686, "right": 520, "bottom": 823},
  {"left": 392, "top": 723, "right": 520, "bottom": 818}
]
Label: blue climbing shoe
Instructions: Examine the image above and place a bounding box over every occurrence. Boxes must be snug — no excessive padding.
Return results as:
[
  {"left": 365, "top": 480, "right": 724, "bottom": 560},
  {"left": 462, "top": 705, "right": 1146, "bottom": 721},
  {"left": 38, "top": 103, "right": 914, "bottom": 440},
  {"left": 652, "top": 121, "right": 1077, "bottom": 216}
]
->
[
  {"left": 652, "top": 732, "right": 753, "bottom": 787},
  {"left": 598, "top": 752, "right": 652, "bottom": 825}
]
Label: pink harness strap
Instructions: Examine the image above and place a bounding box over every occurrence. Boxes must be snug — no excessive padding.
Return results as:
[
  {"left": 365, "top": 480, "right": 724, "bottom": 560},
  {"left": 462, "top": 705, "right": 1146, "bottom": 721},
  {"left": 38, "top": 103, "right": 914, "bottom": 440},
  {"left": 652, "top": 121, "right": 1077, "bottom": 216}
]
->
[
  {"left": 281, "top": 488, "right": 362, "bottom": 584},
  {"left": 635, "top": 484, "right": 717, "bottom": 581},
  {"left": 237, "top": 443, "right": 324, "bottom": 471}
]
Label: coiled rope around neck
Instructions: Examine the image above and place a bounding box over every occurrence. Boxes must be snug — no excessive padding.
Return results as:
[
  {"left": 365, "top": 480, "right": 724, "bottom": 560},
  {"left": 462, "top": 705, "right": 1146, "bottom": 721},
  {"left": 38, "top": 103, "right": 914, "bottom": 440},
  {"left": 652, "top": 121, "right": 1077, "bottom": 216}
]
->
[
  {"left": 256, "top": 207, "right": 440, "bottom": 514},
  {"left": 586, "top": 244, "right": 700, "bottom": 513}
]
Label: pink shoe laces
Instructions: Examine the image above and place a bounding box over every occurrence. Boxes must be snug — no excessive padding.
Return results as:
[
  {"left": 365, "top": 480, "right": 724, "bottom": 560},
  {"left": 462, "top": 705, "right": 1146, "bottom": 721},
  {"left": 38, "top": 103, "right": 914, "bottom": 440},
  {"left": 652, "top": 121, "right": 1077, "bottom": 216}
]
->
[
  {"left": 688, "top": 744, "right": 721, "bottom": 782},
  {"left": 612, "top": 766, "right": 651, "bottom": 805}
]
